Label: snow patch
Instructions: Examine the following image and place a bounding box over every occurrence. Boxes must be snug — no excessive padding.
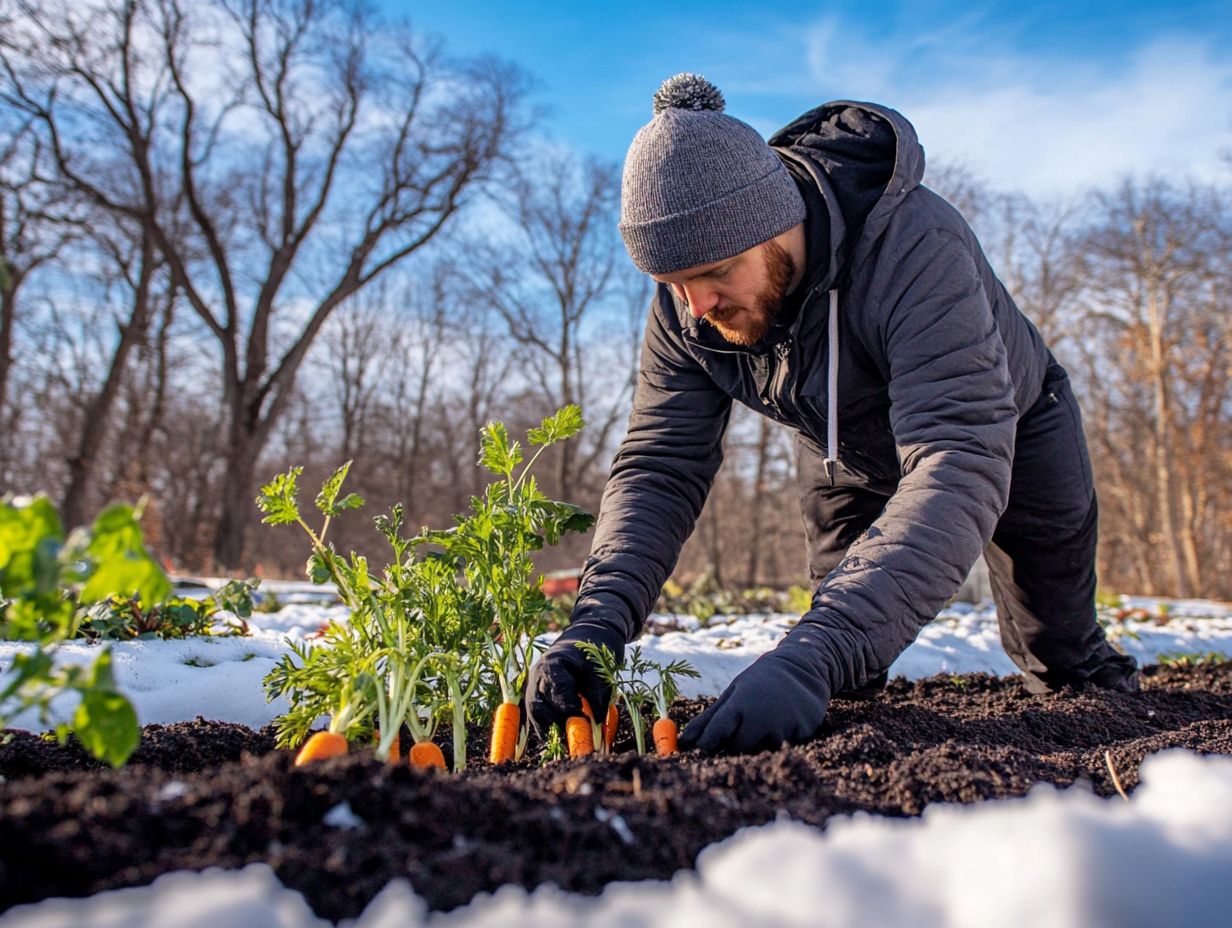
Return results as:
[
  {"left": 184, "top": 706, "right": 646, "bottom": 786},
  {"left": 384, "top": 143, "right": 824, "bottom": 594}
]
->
[{"left": 3, "top": 750, "right": 1229, "bottom": 927}]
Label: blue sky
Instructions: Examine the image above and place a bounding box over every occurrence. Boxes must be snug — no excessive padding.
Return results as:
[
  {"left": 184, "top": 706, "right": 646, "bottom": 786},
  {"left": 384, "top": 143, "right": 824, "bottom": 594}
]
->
[{"left": 393, "top": 0, "right": 1232, "bottom": 198}]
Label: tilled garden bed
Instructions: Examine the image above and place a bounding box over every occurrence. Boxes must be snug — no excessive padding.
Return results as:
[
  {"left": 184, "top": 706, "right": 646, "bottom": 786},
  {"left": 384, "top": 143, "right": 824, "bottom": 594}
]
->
[{"left": 2, "top": 663, "right": 1230, "bottom": 922}]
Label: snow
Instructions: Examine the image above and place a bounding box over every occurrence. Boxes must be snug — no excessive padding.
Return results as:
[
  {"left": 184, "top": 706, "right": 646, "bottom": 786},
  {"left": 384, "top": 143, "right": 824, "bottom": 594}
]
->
[
  {"left": 3, "top": 593, "right": 1232, "bottom": 925},
  {"left": 4, "top": 749, "right": 1231, "bottom": 927},
  {"left": 4, "top": 597, "right": 1231, "bottom": 731}
]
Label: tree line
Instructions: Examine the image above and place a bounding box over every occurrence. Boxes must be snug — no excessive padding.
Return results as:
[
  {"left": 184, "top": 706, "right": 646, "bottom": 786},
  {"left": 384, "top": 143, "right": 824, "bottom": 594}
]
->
[{"left": 3, "top": 0, "right": 1229, "bottom": 598}]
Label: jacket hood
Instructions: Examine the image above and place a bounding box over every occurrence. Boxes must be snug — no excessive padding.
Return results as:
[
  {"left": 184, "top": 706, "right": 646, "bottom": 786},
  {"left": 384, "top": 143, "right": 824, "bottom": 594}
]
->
[
  {"left": 770, "top": 101, "right": 926, "bottom": 285},
  {"left": 670, "top": 101, "right": 925, "bottom": 346}
]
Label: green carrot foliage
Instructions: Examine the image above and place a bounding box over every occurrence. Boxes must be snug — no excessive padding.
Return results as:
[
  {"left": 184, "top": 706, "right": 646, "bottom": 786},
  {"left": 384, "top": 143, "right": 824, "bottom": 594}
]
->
[{"left": 260, "top": 407, "right": 594, "bottom": 770}]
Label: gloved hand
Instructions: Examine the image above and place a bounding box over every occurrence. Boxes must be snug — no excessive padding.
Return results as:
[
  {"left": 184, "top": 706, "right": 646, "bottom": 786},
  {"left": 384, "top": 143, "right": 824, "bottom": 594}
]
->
[
  {"left": 679, "top": 627, "right": 835, "bottom": 754},
  {"left": 526, "top": 620, "right": 626, "bottom": 737}
]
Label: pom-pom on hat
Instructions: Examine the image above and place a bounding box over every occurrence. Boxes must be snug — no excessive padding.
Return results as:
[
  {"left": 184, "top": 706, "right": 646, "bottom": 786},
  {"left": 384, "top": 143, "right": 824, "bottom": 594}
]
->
[{"left": 619, "top": 73, "right": 805, "bottom": 276}]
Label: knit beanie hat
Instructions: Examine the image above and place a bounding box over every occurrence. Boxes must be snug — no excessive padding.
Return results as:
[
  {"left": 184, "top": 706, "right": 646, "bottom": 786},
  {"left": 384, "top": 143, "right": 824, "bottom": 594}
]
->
[{"left": 619, "top": 73, "right": 806, "bottom": 276}]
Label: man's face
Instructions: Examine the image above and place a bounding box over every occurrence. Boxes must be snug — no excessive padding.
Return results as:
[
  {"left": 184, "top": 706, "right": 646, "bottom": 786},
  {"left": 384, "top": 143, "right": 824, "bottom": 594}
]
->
[{"left": 653, "top": 238, "right": 796, "bottom": 347}]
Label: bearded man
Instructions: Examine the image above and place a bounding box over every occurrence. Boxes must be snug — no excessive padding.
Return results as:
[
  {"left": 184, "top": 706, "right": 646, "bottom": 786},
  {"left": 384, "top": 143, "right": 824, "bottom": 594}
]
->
[{"left": 528, "top": 74, "right": 1139, "bottom": 754}]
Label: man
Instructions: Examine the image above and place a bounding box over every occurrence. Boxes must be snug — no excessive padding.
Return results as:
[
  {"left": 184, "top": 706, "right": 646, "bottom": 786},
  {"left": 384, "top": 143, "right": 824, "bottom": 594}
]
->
[{"left": 528, "top": 73, "right": 1139, "bottom": 755}]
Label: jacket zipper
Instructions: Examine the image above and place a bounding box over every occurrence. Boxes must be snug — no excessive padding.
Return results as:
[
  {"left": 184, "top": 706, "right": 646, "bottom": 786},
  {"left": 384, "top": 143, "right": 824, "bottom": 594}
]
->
[{"left": 764, "top": 338, "right": 793, "bottom": 416}]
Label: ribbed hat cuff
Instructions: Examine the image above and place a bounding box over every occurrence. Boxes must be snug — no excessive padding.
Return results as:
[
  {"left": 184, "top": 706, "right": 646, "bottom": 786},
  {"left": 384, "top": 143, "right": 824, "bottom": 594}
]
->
[{"left": 619, "top": 168, "right": 806, "bottom": 276}]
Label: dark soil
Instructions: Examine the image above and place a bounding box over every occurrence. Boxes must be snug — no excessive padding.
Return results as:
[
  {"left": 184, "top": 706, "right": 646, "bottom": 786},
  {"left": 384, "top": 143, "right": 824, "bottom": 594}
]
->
[{"left": 2, "top": 663, "right": 1231, "bottom": 922}]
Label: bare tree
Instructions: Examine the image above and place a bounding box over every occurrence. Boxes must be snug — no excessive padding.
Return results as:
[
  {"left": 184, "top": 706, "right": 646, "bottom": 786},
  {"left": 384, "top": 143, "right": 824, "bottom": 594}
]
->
[
  {"left": 988, "top": 195, "right": 1084, "bottom": 348},
  {"left": 475, "top": 152, "right": 631, "bottom": 499},
  {"left": 923, "top": 160, "right": 992, "bottom": 228},
  {"left": 326, "top": 287, "right": 388, "bottom": 464},
  {"left": 322, "top": 265, "right": 457, "bottom": 521},
  {"left": 3, "top": 0, "right": 527, "bottom": 566},
  {"left": 60, "top": 220, "right": 168, "bottom": 528},
  {"left": 436, "top": 290, "right": 516, "bottom": 509},
  {"left": 1075, "top": 177, "right": 1230, "bottom": 597},
  {"left": 0, "top": 125, "right": 78, "bottom": 431}
]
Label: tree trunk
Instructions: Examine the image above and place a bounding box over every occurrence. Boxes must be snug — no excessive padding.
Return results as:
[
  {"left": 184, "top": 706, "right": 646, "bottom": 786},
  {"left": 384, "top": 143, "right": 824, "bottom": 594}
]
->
[
  {"left": 1146, "top": 285, "right": 1188, "bottom": 597},
  {"left": 212, "top": 424, "right": 259, "bottom": 571},
  {"left": 0, "top": 277, "right": 20, "bottom": 482},
  {"left": 60, "top": 239, "right": 156, "bottom": 530},
  {"left": 0, "top": 275, "right": 17, "bottom": 417}
]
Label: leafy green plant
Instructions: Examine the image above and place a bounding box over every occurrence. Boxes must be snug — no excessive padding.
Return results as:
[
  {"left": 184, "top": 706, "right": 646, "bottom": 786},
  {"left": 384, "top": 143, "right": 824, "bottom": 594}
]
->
[
  {"left": 648, "top": 655, "right": 699, "bottom": 725},
  {"left": 1158, "top": 651, "right": 1229, "bottom": 669},
  {"left": 655, "top": 569, "right": 815, "bottom": 623},
  {"left": 260, "top": 462, "right": 420, "bottom": 752},
  {"left": 252, "top": 589, "right": 285, "bottom": 614},
  {"left": 412, "top": 406, "right": 593, "bottom": 764},
  {"left": 785, "top": 585, "right": 815, "bottom": 615},
  {"left": 540, "top": 723, "right": 566, "bottom": 765},
  {"left": 0, "top": 496, "right": 169, "bottom": 767},
  {"left": 575, "top": 640, "right": 627, "bottom": 753},
  {"left": 260, "top": 406, "right": 595, "bottom": 771},
  {"left": 1095, "top": 590, "right": 1124, "bottom": 610},
  {"left": 577, "top": 641, "right": 698, "bottom": 756},
  {"left": 78, "top": 579, "right": 257, "bottom": 640}
]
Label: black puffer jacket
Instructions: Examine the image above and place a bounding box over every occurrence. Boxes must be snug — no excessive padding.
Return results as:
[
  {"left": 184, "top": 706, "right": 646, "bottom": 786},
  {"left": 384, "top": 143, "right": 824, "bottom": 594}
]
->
[{"left": 573, "top": 101, "right": 1052, "bottom": 693}]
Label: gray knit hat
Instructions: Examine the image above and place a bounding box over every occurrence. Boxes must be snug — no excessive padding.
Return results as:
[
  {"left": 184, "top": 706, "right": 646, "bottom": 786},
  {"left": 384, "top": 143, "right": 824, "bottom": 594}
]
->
[{"left": 619, "top": 73, "right": 806, "bottom": 276}]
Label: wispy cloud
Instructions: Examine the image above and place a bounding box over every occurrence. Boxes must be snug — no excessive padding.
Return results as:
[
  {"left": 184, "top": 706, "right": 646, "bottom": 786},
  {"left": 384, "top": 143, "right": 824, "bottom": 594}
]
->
[{"left": 737, "top": 13, "right": 1232, "bottom": 197}]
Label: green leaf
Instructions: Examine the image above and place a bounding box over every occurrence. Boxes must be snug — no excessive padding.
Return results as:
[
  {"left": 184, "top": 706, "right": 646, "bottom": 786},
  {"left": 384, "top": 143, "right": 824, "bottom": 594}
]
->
[
  {"left": 0, "top": 496, "right": 64, "bottom": 572},
  {"left": 0, "top": 497, "right": 68, "bottom": 606},
  {"left": 0, "top": 543, "right": 62, "bottom": 600},
  {"left": 79, "top": 506, "right": 170, "bottom": 606},
  {"left": 256, "top": 468, "right": 302, "bottom": 525},
  {"left": 307, "top": 551, "right": 333, "bottom": 585},
  {"left": 84, "top": 647, "right": 119, "bottom": 689},
  {"left": 72, "top": 687, "right": 140, "bottom": 768},
  {"left": 334, "top": 493, "right": 364, "bottom": 512},
  {"left": 528, "top": 405, "right": 584, "bottom": 446},
  {"left": 213, "top": 579, "right": 256, "bottom": 620},
  {"left": 479, "top": 421, "right": 522, "bottom": 475},
  {"left": 0, "top": 647, "right": 53, "bottom": 703},
  {"left": 375, "top": 505, "right": 404, "bottom": 544},
  {"left": 541, "top": 501, "right": 596, "bottom": 544},
  {"left": 315, "top": 461, "right": 365, "bottom": 517}
]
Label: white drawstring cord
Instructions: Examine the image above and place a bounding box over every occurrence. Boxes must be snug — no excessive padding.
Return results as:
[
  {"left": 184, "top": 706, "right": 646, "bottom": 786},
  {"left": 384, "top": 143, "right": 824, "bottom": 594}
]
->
[{"left": 825, "top": 289, "right": 839, "bottom": 485}]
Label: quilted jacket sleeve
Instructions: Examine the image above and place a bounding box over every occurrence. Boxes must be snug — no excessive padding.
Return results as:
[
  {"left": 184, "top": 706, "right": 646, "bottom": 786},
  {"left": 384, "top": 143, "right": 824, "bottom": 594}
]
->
[
  {"left": 790, "top": 226, "right": 1018, "bottom": 691},
  {"left": 570, "top": 290, "right": 733, "bottom": 641}
]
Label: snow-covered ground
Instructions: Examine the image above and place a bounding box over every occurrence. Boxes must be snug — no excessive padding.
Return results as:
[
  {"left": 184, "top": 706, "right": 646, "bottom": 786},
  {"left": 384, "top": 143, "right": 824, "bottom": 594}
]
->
[
  {"left": 4, "top": 593, "right": 1229, "bottom": 731},
  {"left": 3, "top": 593, "right": 1232, "bottom": 927}
]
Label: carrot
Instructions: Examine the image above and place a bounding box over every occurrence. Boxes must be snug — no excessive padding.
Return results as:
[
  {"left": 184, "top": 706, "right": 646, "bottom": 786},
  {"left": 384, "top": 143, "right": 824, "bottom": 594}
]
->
[
  {"left": 374, "top": 729, "right": 401, "bottom": 764},
  {"left": 603, "top": 702, "right": 618, "bottom": 753},
  {"left": 566, "top": 715, "right": 594, "bottom": 757},
  {"left": 579, "top": 696, "right": 596, "bottom": 721},
  {"left": 409, "top": 740, "right": 446, "bottom": 770},
  {"left": 653, "top": 717, "right": 678, "bottom": 757},
  {"left": 489, "top": 702, "right": 520, "bottom": 765},
  {"left": 294, "top": 731, "right": 348, "bottom": 766}
]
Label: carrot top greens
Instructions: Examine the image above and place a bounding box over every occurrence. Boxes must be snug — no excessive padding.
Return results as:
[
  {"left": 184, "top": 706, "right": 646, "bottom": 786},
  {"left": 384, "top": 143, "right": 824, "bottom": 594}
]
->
[
  {"left": 576, "top": 641, "right": 699, "bottom": 755},
  {"left": 260, "top": 405, "right": 594, "bottom": 770}
]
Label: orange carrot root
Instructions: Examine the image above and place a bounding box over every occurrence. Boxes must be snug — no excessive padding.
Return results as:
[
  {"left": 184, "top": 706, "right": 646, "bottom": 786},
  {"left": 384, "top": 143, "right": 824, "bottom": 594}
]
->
[
  {"left": 294, "top": 731, "right": 348, "bottom": 766},
  {"left": 566, "top": 716, "right": 594, "bottom": 757},
  {"left": 374, "top": 729, "right": 401, "bottom": 764},
  {"left": 653, "top": 717, "right": 678, "bottom": 757},
  {"left": 409, "top": 740, "right": 447, "bottom": 770},
  {"left": 489, "top": 702, "right": 520, "bottom": 765},
  {"left": 603, "top": 702, "right": 618, "bottom": 753}
]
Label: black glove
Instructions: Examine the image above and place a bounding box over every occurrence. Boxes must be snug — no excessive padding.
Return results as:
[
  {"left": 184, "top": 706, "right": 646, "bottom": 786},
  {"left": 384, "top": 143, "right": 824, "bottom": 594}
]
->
[
  {"left": 526, "top": 620, "right": 626, "bottom": 737},
  {"left": 679, "top": 627, "right": 835, "bottom": 754}
]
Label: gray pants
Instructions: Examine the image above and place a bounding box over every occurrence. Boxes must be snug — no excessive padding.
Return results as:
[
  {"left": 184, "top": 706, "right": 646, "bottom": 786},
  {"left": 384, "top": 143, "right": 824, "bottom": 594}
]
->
[{"left": 796, "top": 361, "right": 1139, "bottom": 694}]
